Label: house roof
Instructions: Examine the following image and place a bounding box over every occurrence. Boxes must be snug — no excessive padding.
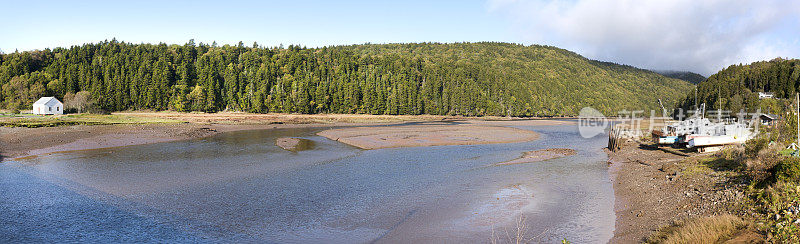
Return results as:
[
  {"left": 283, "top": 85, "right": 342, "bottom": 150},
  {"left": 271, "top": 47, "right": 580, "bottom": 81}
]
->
[
  {"left": 33, "top": 97, "right": 61, "bottom": 106},
  {"left": 760, "top": 114, "right": 779, "bottom": 120}
]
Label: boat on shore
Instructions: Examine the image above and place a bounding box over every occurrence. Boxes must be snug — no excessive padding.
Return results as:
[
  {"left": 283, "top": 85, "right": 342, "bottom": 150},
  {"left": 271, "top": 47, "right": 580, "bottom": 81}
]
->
[{"left": 653, "top": 104, "right": 755, "bottom": 151}]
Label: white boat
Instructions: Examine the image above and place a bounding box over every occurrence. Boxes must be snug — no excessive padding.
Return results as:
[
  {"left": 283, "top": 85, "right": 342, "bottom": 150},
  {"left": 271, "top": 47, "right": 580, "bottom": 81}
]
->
[{"left": 687, "top": 134, "right": 749, "bottom": 148}]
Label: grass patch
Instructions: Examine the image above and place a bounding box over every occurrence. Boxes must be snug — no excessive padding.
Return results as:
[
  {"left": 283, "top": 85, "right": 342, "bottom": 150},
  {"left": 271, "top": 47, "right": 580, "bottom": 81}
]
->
[
  {"left": 681, "top": 161, "right": 713, "bottom": 176},
  {"left": 0, "top": 114, "right": 183, "bottom": 128},
  {"left": 646, "top": 215, "right": 748, "bottom": 243},
  {"left": 750, "top": 181, "right": 800, "bottom": 242}
]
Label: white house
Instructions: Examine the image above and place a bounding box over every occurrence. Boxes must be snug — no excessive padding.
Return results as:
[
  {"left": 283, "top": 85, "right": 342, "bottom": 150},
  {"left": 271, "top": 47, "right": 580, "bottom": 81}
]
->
[
  {"left": 32, "top": 97, "right": 63, "bottom": 115},
  {"left": 758, "top": 92, "right": 774, "bottom": 99}
]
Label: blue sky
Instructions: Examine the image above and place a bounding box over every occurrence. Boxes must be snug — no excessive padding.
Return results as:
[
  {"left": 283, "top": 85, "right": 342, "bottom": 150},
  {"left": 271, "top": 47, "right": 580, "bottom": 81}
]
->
[
  {"left": 2, "top": 0, "right": 798, "bottom": 75},
  {"left": 1, "top": 0, "right": 514, "bottom": 50}
]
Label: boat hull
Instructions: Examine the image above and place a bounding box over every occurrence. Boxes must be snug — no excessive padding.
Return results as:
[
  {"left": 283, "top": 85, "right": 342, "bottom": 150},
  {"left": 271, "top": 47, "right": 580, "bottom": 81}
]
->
[{"left": 688, "top": 135, "right": 748, "bottom": 148}]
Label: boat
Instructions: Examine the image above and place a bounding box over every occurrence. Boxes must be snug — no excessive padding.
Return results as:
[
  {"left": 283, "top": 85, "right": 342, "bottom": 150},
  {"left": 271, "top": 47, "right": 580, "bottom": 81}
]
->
[
  {"left": 658, "top": 136, "right": 678, "bottom": 144},
  {"left": 655, "top": 103, "right": 754, "bottom": 150}
]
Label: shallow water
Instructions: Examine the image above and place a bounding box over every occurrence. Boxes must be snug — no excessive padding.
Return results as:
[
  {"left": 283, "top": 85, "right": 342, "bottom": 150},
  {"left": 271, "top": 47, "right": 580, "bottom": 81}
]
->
[{"left": 0, "top": 123, "right": 614, "bottom": 243}]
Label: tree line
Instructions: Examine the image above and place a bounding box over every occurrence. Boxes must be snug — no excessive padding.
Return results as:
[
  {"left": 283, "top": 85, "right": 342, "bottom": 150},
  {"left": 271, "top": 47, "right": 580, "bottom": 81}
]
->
[
  {"left": 676, "top": 58, "right": 800, "bottom": 114},
  {"left": 0, "top": 40, "right": 693, "bottom": 116}
]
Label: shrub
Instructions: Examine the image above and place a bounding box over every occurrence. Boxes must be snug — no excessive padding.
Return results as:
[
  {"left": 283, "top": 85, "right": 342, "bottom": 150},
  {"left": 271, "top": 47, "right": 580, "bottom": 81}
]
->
[
  {"left": 745, "top": 136, "right": 770, "bottom": 158},
  {"left": 774, "top": 157, "right": 800, "bottom": 183},
  {"left": 751, "top": 181, "right": 800, "bottom": 242}
]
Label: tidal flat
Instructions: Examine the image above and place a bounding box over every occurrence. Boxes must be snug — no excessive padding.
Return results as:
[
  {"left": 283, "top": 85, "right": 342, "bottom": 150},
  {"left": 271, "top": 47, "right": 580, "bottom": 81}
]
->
[{"left": 1, "top": 119, "right": 613, "bottom": 243}]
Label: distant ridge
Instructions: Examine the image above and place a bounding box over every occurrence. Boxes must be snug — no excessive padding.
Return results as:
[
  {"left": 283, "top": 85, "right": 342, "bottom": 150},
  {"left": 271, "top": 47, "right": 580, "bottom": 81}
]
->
[{"left": 653, "top": 70, "right": 706, "bottom": 84}]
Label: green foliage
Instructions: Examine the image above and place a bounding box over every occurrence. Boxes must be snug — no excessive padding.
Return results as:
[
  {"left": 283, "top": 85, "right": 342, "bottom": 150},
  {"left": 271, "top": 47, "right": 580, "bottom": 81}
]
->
[
  {"left": 774, "top": 157, "right": 800, "bottom": 183},
  {"left": 751, "top": 181, "right": 800, "bottom": 242},
  {"left": 677, "top": 58, "right": 800, "bottom": 112},
  {"left": 0, "top": 41, "right": 693, "bottom": 116},
  {"left": 654, "top": 70, "right": 706, "bottom": 84},
  {"left": 745, "top": 136, "right": 771, "bottom": 158}
]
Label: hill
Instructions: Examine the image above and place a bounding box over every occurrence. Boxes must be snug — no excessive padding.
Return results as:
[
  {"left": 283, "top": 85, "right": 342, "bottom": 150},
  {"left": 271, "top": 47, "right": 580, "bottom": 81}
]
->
[
  {"left": 653, "top": 70, "right": 706, "bottom": 84},
  {"left": 676, "top": 58, "right": 800, "bottom": 113},
  {"left": 0, "top": 41, "right": 693, "bottom": 116}
]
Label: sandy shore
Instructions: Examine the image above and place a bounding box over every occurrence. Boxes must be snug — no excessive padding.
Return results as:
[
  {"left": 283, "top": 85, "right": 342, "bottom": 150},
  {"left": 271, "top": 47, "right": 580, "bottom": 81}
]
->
[{"left": 317, "top": 123, "right": 540, "bottom": 150}]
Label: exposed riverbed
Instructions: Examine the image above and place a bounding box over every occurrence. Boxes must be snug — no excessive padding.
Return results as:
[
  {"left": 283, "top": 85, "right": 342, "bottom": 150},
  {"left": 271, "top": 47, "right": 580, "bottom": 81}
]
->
[{"left": 0, "top": 123, "right": 614, "bottom": 243}]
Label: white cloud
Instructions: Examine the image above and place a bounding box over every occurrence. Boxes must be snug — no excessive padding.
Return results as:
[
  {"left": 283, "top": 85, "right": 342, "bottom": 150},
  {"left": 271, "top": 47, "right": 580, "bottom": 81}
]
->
[{"left": 488, "top": 0, "right": 800, "bottom": 75}]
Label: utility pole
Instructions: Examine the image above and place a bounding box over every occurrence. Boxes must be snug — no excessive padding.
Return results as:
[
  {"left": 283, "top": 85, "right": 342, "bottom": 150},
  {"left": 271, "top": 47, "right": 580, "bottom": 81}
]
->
[{"left": 796, "top": 92, "right": 799, "bottom": 146}]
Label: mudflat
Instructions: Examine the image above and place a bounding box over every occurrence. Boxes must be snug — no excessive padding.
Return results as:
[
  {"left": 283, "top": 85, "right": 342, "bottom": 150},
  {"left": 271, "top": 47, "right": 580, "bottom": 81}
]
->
[
  {"left": 496, "top": 148, "right": 576, "bottom": 165},
  {"left": 317, "top": 123, "right": 540, "bottom": 149},
  {"left": 1, "top": 113, "right": 562, "bottom": 160}
]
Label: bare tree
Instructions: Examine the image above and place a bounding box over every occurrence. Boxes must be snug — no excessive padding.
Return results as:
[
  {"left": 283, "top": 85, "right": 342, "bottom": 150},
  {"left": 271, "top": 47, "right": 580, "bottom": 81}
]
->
[{"left": 64, "top": 91, "right": 93, "bottom": 113}]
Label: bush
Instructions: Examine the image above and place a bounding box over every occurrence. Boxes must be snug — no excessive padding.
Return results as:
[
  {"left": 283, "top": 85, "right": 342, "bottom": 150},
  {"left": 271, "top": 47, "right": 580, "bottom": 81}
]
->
[
  {"left": 774, "top": 157, "right": 800, "bottom": 183},
  {"left": 745, "top": 136, "right": 770, "bottom": 158},
  {"left": 751, "top": 181, "right": 800, "bottom": 242}
]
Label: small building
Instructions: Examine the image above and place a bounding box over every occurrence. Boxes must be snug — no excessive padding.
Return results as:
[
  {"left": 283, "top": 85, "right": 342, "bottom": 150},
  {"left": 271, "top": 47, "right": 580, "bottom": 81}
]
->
[
  {"left": 758, "top": 92, "right": 774, "bottom": 99},
  {"left": 760, "top": 113, "right": 779, "bottom": 126},
  {"left": 32, "top": 97, "right": 63, "bottom": 115}
]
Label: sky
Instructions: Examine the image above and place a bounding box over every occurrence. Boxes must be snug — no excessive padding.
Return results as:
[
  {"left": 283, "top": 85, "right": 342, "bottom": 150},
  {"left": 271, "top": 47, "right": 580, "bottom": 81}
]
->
[{"left": 2, "top": 0, "right": 798, "bottom": 75}]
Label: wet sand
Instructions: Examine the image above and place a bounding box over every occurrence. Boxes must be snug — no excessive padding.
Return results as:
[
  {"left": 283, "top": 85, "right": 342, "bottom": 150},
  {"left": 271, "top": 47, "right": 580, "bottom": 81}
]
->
[
  {"left": 496, "top": 148, "right": 576, "bottom": 165},
  {"left": 1, "top": 114, "right": 563, "bottom": 161},
  {"left": 316, "top": 123, "right": 539, "bottom": 150},
  {"left": 1, "top": 123, "right": 343, "bottom": 160}
]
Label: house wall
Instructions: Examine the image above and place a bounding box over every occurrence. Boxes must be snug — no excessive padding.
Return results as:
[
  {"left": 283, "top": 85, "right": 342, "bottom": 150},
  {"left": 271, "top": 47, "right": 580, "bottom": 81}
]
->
[{"left": 32, "top": 104, "right": 63, "bottom": 115}]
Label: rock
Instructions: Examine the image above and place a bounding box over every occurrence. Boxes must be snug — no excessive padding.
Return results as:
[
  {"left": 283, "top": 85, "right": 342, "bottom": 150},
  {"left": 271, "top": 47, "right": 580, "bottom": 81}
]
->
[
  {"left": 660, "top": 163, "right": 681, "bottom": 175},
  {"left": 276, "top": 137, "right": 315, "bottom": 152}
]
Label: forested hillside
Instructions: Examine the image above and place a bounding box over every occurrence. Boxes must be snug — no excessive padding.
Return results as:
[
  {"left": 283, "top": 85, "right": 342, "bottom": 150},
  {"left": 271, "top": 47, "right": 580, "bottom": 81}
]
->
[
  {"left": 654, "top": 70, "right": 706, "bottom": 84},
  {"left": 0, "top": 40, "right": 692, "bottom": 116},
  {"left": 676, "top": 58, "right": 800, "bottom": 113}
]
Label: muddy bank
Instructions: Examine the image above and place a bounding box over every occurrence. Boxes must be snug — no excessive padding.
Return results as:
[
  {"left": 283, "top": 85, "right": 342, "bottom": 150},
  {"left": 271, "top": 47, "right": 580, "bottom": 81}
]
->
[
  {"left": 496, "top": 148, "right": 576, "bottom": 165},
  {"left": 1, "top": 116, "right": 562, "bottom": 161},
  {"left": 0, "top": 123, "right": 341, "bottom": 161},
  {"left": 317, "top": 124, "right": 539, "bottom": 150},
  {"left": 607, "top": 143, "right": 747, "bottom": 243}
]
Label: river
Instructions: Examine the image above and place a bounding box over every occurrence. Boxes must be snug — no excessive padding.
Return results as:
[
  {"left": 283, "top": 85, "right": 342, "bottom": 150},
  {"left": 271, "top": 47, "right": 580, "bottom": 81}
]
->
[{"left": 0, "top": 123, "right": 614, "bottom": 243}]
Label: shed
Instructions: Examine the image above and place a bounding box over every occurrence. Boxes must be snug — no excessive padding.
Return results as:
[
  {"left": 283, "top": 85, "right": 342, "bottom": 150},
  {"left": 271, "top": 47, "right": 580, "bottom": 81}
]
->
[
  {"left": 760, "top": 113, "right": 779, "bottom": 126},
  {"left": 32, "top": 97, "right": 63, "bottom": 115}
]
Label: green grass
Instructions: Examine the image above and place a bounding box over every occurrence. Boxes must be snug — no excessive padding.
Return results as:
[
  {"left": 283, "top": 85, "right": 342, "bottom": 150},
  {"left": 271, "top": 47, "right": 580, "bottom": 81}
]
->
[{"left": 0, "top": 114, "right": 184, "bottom": 128}]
